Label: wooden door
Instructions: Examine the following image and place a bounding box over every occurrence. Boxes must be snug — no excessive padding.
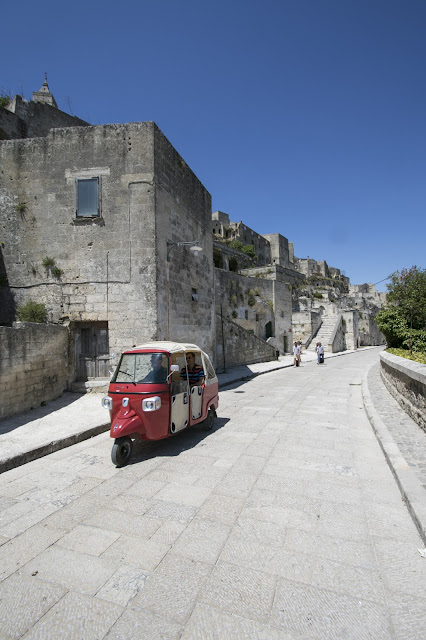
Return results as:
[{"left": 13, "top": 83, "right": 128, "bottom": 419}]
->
[{"left": 76, "top": 322, "right": 110, "bottom": 380}]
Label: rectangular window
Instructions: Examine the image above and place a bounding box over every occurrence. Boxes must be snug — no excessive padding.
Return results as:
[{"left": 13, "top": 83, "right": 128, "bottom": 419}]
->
[{"left": 76, "top": 177, "right": 99, "bottom": 217}]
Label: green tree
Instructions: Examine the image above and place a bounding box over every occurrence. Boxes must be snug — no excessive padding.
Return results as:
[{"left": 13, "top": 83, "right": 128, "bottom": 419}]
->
[
  {"left": 376, "top": 266, "right": 426, "bottom": 354},
  {"left": 375, "top": 307, "right": 408, "bottom": 348}
]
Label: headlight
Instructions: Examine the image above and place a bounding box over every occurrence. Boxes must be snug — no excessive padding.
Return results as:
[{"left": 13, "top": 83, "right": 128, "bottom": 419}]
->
[
  {"left": 142, "top": 396, "right": 161, "bottom": 412},
  {"left": 102, "top": 396, "right": 113, "bottom": 410}
]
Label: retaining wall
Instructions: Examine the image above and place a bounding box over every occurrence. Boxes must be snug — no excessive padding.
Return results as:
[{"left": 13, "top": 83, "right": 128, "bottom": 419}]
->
[
  {"left": 380, "top": 351, "right": 426, "bottom": 433},
  {"left": 215, "top": 314, "right": 276, "bottom": 371},
  {"left": 0, "top": 322, "right": 69, "bottom": 420}
]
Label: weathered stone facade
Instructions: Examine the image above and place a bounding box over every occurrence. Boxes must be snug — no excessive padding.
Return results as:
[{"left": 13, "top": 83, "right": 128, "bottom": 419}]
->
[
  {"left": 0, "top": 95, "right": 89, "bottom": 140},
  {"left": 215, "top": 314, "right": 276, "bottom": 371},
  {"left": 0, "top": 322, "right": 69, "bottom": 419},
  {"left": 0, "top": 122, "right": 213, "bottom": 382}
]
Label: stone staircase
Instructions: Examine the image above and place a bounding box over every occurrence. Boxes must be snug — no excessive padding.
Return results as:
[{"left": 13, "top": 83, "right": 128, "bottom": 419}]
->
[{"left": 308, "top": 315, "right": 339, "bottom": 351}]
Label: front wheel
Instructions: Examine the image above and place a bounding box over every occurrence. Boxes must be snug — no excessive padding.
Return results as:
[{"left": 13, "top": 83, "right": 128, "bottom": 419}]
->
[
  {"left": 111, "top": 437, "right": 133, "bottom": 467},
  {"left": 202, "top": 408, "right": 215, "bottom": 431}
]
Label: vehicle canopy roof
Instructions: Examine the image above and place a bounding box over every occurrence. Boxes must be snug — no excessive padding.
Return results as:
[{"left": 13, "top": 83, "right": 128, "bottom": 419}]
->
[{"left": 125, "top": 341, "right": 208, "bottom": 357}]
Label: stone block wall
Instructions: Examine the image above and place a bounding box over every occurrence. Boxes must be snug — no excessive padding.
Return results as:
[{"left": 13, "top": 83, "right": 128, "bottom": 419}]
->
[
  {"left": 0, "top": 322, "right": 69, "bottom": 419},
  {"left": 215, "top": 314, "right": 277, "bottom": 371},
  {"left": 154, "top": 126, "right": 214, "bottom": 356},
  {"left": 328, "top": 311, "right": 358, "bottom": 352},
  {"left": 0, "top": 121, "right": 214, "bottom": 376},
  {"left": 292, "top": 310, "right": 322, "bottom": 345},
  {"left": 358, "top": 312, "right": 385, "bottom": 346},
  {"left": 215, "top": 269, "right": 275, "bottom": 341},
  {"left": 0, "top": 123, "right": 159, "bottom": 365},
  {"left": 380, "top": 351, "right": 426, "bottom": 433},
  {"left": 0, "top": 97, "right": 89, "bottom": 139}
]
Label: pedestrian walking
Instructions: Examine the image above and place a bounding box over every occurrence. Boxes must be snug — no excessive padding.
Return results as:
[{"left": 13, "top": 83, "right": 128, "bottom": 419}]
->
[
  {"left": 293, "top": 341, "right": 301, "bottom": 366},
  {"left": 316, "top": 342, "right": 324, "bottom": 364}
]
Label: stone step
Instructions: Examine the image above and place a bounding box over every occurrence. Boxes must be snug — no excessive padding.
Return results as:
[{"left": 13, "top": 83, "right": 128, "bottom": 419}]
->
[{"left": 70, "top": 379, "right": 110, "bottom": 394}]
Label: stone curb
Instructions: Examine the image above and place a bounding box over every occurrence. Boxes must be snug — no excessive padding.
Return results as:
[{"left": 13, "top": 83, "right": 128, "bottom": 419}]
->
[
  {"left": 362, "top": 367, "right": 426, "bottom": 546},
  {"left": 0, "top": 423, "right": 110, "bottom": 475}
]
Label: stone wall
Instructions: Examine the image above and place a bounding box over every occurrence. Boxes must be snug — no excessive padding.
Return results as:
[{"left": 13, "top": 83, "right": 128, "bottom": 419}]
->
[
  {"left": 0, "top": 322, "right": 69, "bottom": 419},
  {"left": 154, "top": 126, "right": 214, "bottom": 356},
  {"left": 261, "top": 233, "right": 291, "bottom": 269},
  {"left": 292, "top": 310, "right": 322, "bottom": 345},
  {"left": 328, "top": 311, "right": 358, "bottom": 352},
  {"left": 380, "top": 351, "right": 426, "bottom": 433},
  {"left": 358, "top": 311, "right": 385, "bottom": 346},
  {"left": 215, "top": 314, "right": 277, "bottom": 371},
  {"left": 0, "top": 121, "right": 214, "bottom": 377},
  {"left": 0, "top": 97, "right": 89, "bottom": 139}
]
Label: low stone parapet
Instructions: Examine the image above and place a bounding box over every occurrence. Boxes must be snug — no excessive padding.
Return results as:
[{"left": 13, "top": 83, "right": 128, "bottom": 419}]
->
[{"left": 380, "top": 351, "right": 426, "bottom": 433}]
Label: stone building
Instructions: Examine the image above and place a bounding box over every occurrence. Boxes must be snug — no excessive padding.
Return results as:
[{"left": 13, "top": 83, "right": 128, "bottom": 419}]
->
[
  {"left": 0, "top": 83, "right": 213, "bottom": 383},
  {"left": 1, "top": 79, "right": 386, "bottom": 401},
  {"left": 212, "top": 213, "right": 305, "bottom": 356},
  {"left": 212, "top": 211, "right": 272, "bottom": 266},
  {"left": 0, "top": 76, "right": 89, "bottom": 140}
]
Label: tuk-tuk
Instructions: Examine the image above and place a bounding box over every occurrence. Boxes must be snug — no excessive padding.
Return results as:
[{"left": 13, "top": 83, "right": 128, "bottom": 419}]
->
[{"left": 102, "top": 341, "right": 219, "bottom": 467}]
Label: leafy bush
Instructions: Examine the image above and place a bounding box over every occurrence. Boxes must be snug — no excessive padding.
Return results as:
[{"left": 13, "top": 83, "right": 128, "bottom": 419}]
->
[
  {"left": 240, "top": 245, "right": 257, "bottom": 261},
  {"left": 17, "top": 300, "right": 47, "bottom": 323},
  {"left": 229, "top": 240, "right": 244, "bottom": 252},
  {"left": 403, "top": 329, "right": 426, "bottom": 353},
  {"left": 228, "top": 240, "right": 257, "bottom": 262},
  {"left": 376, "top": 267, "right": 426, "bottom": 353},
  {"left": 375, "top": 307, "right": 407, "bottom": 348}
]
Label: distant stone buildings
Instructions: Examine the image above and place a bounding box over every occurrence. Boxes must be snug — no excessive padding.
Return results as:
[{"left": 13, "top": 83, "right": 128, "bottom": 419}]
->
[{"left": 0, "top": 78, "right": 385, "bottom": 392}]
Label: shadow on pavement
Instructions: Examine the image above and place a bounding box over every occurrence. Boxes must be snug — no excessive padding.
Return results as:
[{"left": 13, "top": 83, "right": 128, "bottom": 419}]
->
[{"left": 127, "top": 417, "right": 230, "bottom": 467}]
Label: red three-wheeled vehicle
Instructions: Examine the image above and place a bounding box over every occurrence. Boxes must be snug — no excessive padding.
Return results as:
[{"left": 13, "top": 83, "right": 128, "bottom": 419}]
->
[{"left": 102, "top": 341, "right": 219, "bottom": 466}]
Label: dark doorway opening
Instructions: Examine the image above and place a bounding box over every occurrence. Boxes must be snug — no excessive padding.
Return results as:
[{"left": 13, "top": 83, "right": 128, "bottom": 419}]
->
[{"left": 265, "top": 321, "right": 273, "bottom": 340}]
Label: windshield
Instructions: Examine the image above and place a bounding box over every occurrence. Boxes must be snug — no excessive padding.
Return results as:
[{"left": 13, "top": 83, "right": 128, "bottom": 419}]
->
[{"left": 112, "top": 352, "right": 169, "bottom": 384}]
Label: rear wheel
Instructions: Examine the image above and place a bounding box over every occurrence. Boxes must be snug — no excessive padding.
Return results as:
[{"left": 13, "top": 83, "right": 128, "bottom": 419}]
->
[
  {"left": 111, "top": 437, "right": 133, "bottom": 467},
  {"left": 203, "top": 408, "right": 215, "bottom": 431}
]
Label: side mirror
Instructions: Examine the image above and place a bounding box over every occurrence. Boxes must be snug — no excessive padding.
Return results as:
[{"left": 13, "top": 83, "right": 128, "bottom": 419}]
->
[{"left": 167, "top": 364, "right": 180, "bottom": 381}]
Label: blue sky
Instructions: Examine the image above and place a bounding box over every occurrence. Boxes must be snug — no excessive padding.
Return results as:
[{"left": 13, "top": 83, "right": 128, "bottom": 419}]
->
[{"left": 2, "top": 0, "right": 425, "bottom": 290}]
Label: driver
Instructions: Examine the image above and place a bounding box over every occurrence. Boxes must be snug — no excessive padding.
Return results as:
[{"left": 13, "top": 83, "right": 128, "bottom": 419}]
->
[
  {"left": 181, "top": 352, "right": 205, "bottom": 387},
  {"left": 143, "top": 354, "right": 168, "bottom": 383}
]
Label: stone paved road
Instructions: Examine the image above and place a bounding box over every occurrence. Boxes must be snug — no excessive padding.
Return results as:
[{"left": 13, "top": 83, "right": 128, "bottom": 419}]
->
[{"left": 0, "top": 348, "right": 426, "bottom": 639}]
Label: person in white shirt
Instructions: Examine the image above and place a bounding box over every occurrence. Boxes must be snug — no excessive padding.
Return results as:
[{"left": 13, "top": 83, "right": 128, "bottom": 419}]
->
[
  {"left": 293, "top": 342, "right": 301, "bottom": 366},
  {"left": 315, "top": 342, "right": 324, "bottom": 364}
]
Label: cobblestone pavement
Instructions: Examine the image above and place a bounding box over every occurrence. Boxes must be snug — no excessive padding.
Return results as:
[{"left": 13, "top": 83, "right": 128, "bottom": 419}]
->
[
  {"left": 0, "top": 348, "right": 425, "bottom": 639},
  {"left": 368, "top": 362, "right": 426, "bottom": 491}
]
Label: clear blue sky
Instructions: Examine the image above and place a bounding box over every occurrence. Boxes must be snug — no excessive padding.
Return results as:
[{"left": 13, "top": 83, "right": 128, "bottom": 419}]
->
[{"left": 2, "top": 0, "right": 425, "bottom": 290}]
